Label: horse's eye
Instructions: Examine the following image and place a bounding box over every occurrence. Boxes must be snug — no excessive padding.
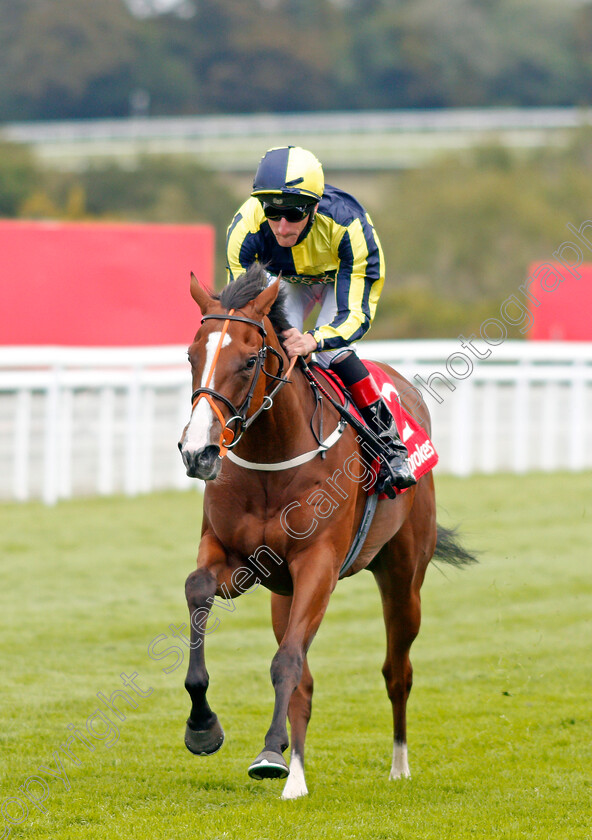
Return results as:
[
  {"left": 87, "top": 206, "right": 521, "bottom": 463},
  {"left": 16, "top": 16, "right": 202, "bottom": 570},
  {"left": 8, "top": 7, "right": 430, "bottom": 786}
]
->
[{"left": 245, "top": 356, "right": 257, "bottom": 370}]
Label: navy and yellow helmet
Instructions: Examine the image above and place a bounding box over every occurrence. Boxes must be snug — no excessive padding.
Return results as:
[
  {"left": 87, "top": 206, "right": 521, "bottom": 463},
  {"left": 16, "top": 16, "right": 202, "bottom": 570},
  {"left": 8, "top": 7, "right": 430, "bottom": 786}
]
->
[{"left": 252, "top": 146, "right": 324, "bottom": 207}]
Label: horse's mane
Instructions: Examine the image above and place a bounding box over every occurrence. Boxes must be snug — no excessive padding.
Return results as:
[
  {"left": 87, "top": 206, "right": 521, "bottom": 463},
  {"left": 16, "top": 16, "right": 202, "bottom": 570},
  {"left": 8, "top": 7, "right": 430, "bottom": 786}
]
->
[{"left": 217, "top": 263, "right": 292, "bottom": 338}]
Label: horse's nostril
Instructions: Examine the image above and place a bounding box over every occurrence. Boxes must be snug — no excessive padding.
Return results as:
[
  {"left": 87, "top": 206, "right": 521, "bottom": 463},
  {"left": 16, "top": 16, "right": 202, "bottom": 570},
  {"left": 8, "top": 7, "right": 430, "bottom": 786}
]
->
[
  {"left": 178, "top": 440, "right": 183, "bottom": 452},
  {"left": 200, "top": 445, "right": 220, "bottom": 466},
  {"left": 180, "top": 444, "right": 221, "bottom": 480}
]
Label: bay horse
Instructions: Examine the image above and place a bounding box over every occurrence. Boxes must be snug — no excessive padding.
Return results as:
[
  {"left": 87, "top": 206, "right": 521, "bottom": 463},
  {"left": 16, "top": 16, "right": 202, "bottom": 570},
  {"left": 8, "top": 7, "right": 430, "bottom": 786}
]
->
[{"left": 178, "top": 263, "right": 475, "bottom": 800}]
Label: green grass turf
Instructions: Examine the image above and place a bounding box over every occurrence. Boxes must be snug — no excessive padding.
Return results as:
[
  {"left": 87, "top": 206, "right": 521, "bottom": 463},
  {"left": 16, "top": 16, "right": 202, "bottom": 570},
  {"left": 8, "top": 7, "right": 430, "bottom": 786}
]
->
[{"left": 0, "top": 473, "right": 591, "bottom": 839}]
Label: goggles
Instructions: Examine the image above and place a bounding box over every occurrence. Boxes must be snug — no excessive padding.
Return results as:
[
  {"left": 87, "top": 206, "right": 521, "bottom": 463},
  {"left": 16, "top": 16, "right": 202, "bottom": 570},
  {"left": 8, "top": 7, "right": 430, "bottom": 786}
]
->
[{"left": 262, "top": 202, "right": 314, "bottom": 223}]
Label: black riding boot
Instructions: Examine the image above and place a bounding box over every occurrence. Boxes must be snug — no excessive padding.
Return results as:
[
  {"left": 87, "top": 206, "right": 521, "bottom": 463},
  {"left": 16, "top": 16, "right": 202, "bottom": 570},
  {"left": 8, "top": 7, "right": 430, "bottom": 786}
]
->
[
  {"left": 358, "top": 396, "right": 417, "bottom": 496},
  {"left": 329, "top": 354, "right": 417, "bottom": 497}
]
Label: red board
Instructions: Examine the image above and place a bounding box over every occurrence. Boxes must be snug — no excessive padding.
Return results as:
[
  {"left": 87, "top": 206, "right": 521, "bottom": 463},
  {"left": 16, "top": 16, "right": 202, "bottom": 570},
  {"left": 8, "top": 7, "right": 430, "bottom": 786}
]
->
[
  {"left": 0, "top": 220, "right": 214, "bottom": 345},
  {"left": 527, "top": 261, "right": 592, "bottom": 341}
]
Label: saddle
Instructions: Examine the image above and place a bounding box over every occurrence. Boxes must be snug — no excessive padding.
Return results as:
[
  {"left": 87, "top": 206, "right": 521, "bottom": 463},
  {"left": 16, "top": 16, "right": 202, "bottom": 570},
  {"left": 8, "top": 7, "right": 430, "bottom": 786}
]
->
[
  {"left": 304, "top": 360, "right": 439, "bottom": 579},
  {"left": 307, "top": 360, "right": 439, "bottom": 493}
]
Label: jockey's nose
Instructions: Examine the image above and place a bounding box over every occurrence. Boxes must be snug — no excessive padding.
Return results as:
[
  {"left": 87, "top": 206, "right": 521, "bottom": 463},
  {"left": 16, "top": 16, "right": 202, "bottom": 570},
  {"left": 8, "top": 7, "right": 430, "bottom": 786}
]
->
[{"left": 277, "top": 217, "right": 294, "bottom": 235}]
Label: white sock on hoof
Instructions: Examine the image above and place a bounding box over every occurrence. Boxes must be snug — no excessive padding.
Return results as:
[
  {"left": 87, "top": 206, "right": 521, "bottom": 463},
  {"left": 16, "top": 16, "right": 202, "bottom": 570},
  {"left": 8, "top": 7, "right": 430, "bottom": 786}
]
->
[
  {"left": 281, "top": 752, "right": 308, "bottom": 800},
  {"left": 389, "top": 741, "right": 410, "bottom": 780}
]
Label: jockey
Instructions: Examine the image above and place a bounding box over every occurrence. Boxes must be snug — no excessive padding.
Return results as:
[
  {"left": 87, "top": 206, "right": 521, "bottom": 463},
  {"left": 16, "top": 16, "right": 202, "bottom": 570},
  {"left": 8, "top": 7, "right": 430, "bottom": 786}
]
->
[{"left": 225, "top": 145, "right": 416, "bottom": 495}]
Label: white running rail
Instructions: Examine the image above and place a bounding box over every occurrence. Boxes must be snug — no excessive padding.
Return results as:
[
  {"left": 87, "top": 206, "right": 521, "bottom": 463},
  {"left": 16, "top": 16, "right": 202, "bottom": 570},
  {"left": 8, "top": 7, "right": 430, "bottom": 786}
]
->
[{"left": 1, "top": 341, "right": 591, "bottom": 503}]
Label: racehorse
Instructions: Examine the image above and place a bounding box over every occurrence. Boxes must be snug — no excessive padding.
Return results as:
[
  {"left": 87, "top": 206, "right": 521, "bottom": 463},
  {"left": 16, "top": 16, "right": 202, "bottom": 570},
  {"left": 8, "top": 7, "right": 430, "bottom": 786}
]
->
[{"left": 178, "top": 263, "right": 475, "bottom": 800}]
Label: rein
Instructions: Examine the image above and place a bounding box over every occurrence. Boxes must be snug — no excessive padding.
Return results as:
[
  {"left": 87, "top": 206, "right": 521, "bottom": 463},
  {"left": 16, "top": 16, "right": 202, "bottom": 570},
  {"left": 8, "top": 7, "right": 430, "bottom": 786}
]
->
[{"left": 190, "top": 311, "right": 297, "bottom": 456}]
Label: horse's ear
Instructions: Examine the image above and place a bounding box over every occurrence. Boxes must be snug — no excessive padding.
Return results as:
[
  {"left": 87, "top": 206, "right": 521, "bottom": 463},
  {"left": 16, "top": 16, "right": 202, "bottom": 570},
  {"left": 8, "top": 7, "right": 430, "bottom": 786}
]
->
[
  {"left": 190, "top": 272, "right": 212, "bottom": 312},
  {"left": 252, "top": 276, "right": 280, "bottom": 318}
]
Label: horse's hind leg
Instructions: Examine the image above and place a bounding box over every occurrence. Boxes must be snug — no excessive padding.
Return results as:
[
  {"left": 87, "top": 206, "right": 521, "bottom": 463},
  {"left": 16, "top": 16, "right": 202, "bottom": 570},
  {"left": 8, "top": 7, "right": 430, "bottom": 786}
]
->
[
  {"left": 372, "top": 516, "right": 433, "bottom": 779},
  {"left": 270, "top": 593, "right": 314, "bottom": 800}
]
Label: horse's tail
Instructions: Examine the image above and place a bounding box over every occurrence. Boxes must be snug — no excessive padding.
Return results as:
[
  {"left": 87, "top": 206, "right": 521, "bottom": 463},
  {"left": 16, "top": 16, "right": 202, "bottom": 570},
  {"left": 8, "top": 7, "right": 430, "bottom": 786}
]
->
[{"left": 433, "top": 525, "right": 478, "bottom": 568}]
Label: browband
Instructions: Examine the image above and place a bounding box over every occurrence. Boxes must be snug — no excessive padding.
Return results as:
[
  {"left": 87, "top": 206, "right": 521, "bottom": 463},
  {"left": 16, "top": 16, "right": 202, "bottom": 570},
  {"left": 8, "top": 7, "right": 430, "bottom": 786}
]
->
[{"left": 201, "top": 313, "right": 267, "bottom": 338}]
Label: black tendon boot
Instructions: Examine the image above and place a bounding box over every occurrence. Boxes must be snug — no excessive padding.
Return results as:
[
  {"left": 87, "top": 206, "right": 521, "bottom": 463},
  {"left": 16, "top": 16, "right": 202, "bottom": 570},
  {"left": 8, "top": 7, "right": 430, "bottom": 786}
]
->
[{"left": 330, "top": 353, "right": 417, "bottom": 497}]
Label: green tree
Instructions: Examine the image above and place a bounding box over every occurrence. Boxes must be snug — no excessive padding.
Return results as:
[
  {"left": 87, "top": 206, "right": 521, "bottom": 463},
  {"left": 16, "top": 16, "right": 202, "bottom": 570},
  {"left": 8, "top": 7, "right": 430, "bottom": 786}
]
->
[
  {"left": 0, "top": 0, "right": 590, "bottom": 119},
  {"left": 486, "top": 0, "right": 583, "bottom": 106},
  {"left": 180, "top": 0, "right": 337, "bottom": 113},
  {"left": 0, "top": 0, "right": 136, "bottom": 119},
  {"left": 369, "top": 129, "right": 592, "bottom": 337},
  {"left": 573, "top": 2, "right": 592, "bottom": 105},
  {"left": 341, "top": 0, "right": 583, "bottom": 108},
  {"left": 0, "top": 142, "right": 39, "bottom": 216}
]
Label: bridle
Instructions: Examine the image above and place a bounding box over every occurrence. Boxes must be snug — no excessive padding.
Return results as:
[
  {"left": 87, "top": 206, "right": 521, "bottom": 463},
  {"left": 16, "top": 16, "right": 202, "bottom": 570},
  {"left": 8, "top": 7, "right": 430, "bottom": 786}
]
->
[{"left": 190, "top": 310, "right": 296, "bottom": 456}]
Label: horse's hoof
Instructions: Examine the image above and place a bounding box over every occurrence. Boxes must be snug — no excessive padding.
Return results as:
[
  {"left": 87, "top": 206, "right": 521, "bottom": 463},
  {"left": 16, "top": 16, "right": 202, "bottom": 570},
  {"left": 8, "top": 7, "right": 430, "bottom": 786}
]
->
[
  {"left": 184, "top": 716, "right": 224, "bottom": 756},
  {"left": 248, "top": 750, "right": 289, "bottom": 780}
]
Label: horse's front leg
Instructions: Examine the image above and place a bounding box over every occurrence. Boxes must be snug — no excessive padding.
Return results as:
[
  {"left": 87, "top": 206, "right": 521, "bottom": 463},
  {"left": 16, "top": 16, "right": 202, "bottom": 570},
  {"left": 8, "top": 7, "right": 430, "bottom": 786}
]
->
[
  {"left": 184, "top": 532, "right": 234, "bottom": 756},
  {"left": 270, "top": 592, "right": 315, "bottom": 800},
  {"left": 248, "top": 548, "right": 337, "bottom": 784}
]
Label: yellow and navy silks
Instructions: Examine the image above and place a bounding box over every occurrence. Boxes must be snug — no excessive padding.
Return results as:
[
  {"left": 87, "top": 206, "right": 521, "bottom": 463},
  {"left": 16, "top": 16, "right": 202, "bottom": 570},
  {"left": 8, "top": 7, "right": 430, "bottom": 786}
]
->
[{"left": 225, "top": 184, "right": 386, "bottom": 351}]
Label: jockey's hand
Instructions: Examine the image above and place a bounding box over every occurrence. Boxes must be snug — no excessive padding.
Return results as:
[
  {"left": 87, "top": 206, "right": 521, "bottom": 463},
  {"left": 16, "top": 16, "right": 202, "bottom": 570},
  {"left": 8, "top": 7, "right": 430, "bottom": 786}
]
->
[{"left": 282, "top": 328, "right": 318, "bottom": 359}]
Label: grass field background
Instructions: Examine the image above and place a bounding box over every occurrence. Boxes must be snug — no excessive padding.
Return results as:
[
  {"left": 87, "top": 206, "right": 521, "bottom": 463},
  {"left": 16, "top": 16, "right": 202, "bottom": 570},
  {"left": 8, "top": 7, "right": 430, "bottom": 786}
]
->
[{"left": 1, "top": 473, "right": 590, "bottom": 839}]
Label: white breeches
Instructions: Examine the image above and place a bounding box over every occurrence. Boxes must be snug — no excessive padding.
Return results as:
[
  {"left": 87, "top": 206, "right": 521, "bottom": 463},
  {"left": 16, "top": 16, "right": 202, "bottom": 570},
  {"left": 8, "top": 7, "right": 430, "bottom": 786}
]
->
[{"left": 281, "top": 280, "right": 356, "bottom": 369}]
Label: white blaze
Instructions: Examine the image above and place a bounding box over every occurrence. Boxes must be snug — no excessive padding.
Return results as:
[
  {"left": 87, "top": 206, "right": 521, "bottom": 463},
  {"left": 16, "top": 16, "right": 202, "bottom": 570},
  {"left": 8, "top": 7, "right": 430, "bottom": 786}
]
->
[{"left": 184, "top": 332, "right": 231, "bottom": 452}]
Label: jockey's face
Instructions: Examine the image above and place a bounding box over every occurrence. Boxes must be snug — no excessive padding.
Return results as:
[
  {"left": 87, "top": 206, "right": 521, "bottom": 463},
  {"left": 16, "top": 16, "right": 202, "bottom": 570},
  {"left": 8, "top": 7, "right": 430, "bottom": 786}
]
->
[{"left": 267, "top": 206, "right": 316, "bottom": 248}]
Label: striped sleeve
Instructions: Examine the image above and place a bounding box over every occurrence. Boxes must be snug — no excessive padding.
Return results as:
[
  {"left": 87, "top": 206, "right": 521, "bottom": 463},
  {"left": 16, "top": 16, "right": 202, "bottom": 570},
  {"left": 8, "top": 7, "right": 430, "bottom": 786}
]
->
[
  {"left": 225, "top": 198, "right": 263, "bottom": 281},
  {"left": 312, "top": 212, "right": 385, "bottom": 349}
]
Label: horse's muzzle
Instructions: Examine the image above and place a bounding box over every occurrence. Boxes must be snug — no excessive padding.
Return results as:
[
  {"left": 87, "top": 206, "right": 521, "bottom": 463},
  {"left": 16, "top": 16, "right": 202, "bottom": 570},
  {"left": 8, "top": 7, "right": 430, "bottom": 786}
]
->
[{"left": 178, "top": 442, "right": 222, "bottom": 480}]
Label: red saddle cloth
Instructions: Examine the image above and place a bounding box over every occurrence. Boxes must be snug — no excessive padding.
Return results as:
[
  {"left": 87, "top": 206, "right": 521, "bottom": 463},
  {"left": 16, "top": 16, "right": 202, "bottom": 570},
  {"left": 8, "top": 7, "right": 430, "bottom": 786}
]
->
[{"left": 311, "top": 360, "right": 439, "bottom": 493}]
